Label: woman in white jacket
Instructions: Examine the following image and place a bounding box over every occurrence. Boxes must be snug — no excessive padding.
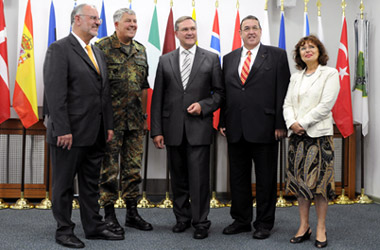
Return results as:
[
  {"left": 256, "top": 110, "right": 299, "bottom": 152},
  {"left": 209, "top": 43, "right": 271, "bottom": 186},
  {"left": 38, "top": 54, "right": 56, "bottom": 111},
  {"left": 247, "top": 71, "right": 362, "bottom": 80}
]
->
[{"left": 283, "top": 35, "right": 340, "bottom": 248}]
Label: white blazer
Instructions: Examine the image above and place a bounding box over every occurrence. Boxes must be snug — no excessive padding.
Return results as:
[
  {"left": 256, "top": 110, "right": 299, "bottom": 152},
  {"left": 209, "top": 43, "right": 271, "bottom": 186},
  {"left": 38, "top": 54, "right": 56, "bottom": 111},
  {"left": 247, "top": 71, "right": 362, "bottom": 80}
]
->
[{"left": 283, "top": 65, "right": 340, "bottom": 138}]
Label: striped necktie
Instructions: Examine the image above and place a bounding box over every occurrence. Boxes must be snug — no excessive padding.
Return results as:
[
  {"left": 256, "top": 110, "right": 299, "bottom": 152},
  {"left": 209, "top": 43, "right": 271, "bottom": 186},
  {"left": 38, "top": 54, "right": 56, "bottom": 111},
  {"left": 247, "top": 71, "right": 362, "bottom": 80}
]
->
[
  {"left": 85, "top": 45, "right": 100, "bottom": 74},
  {"left": 240, "top": 50, "right": 252, "bottom": 85},
  {"left": 181, "top": 50, "right": 191, "bottom": 89}
]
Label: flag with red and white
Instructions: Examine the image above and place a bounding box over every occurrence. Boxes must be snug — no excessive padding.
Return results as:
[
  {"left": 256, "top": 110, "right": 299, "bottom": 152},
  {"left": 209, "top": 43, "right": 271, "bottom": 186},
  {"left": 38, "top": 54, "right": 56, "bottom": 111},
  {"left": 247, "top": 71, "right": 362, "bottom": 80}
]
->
[
  {"left": 210, "top": 9, "right": 221, "bottom": 130},
  {"left": 0, "top": 0, "right": 10, "bottom": 124},
  {"left": 332, "top": 17, "right": 354, "bottom": 138}
]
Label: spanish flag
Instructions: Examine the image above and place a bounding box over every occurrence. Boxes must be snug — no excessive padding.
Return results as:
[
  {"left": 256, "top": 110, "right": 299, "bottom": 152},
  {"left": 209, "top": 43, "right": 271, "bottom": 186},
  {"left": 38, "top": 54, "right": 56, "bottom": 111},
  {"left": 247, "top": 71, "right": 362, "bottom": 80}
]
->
[{"left": 12, "top": 0, "right": 38, "bottom": 128}]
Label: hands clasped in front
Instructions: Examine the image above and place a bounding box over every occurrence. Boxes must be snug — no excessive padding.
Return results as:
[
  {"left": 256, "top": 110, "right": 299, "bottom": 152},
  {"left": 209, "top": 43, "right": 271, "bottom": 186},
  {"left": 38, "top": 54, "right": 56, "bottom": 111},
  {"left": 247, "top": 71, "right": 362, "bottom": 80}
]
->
[{"left": 290, "top": 122, "right": 305, "bottom": 136}]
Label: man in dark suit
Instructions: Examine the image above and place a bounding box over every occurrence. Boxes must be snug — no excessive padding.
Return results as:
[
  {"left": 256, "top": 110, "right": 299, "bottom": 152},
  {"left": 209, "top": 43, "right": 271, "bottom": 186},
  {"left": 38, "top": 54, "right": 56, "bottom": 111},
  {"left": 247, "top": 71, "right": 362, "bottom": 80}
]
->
[
  {"left": 44, "top": 4, "right": 124, "bottom": 248},
  {"left": 151, "top": 16, "right": 224, "bottom": 240},
  {"left": 219, "top": 15, "right": 290, "bottom": 239}
]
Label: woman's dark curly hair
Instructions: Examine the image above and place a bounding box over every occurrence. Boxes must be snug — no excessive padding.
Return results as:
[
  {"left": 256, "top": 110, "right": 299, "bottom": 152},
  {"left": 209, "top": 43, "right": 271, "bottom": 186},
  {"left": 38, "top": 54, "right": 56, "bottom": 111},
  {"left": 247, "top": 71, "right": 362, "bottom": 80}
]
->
[{"left": 293, "top": 35, "right": 329, "bottom": 70}]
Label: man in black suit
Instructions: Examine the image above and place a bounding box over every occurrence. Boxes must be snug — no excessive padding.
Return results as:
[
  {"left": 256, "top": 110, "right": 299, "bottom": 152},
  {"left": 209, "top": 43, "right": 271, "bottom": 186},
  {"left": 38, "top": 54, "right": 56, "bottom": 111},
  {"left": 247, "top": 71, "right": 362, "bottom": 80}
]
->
[
  {"left": 219, "top": 15, "right": 290, "bottom": 239},
  {"left": 44, "top": 4, "right": 124, "bottom": 248},
  {"left": 151, "top": 16, "right": 224, "bottom": 240}
]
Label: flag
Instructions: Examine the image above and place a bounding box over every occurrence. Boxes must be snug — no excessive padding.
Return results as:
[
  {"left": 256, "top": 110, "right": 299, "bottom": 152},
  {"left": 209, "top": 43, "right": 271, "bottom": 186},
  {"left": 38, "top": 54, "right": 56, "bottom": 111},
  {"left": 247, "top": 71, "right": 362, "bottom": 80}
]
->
[
  {"left": 261, "top": 7, "right": 271, "bottom": 45},
  {"left": 317, "top": 14, "right": 324, "bottom": 43},
  {"left": 332, "top": 17, "right": 354, "bottom": 138},
  {"left": 43, "top": 0, "right": 56, "bottom": 120},
  {"left": 192, "top": 7, "right": 198, "bottom": 45},
  {"left": 146, "top": 5, "right": 161, "bottom": 130},
  {"left": 47, "top": 1, "right": 56, "bottom": 47},
  {"left": 98, "top": 0, "right": 107, "bottom": 38},
  {"left": 12, "top": 0, "right": 39, "bottom": 128},
  {"left": 70, "top": 0, "right": 77, "bottom": 32},
  {"left": 303, "top": 12, "right": 310, "bottom": 36},
  {"left": 353, "top": 18, "right": 369, "bottom": 136},
  {"left": 278, "top": 11, "right": 286, "bottom": 50},
  {"left": 210, "top": 9, "right": 221, "bottom": 130},
  {"left": 0, "top": 0, "right": 10, "bottom": 124},
  {"left": 162, "top": 8, "right": 175, "bottom": 55},
  {"left": 232, "top": 10, "right": 241, "bottom": 50}
]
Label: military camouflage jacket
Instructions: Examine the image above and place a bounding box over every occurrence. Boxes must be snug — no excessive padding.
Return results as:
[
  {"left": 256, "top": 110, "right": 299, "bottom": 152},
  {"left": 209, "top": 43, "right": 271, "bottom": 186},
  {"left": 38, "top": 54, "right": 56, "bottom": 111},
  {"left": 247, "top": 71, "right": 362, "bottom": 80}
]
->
[{"left": 95, "top": 32, "right": 149, "bottom": 131}]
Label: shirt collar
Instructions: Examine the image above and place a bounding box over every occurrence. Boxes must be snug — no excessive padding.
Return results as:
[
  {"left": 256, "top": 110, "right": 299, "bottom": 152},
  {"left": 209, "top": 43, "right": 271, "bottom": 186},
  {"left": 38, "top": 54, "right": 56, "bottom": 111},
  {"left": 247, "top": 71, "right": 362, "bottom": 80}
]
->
[
  {"left": 241, "top": 43, "right": 261, "bottom": 57},
  {"left": 71, "top": 31, "right": 88, "bottom": 49},
  {"left": 180, "top": 45, "right": 197, "bottom": 55}
]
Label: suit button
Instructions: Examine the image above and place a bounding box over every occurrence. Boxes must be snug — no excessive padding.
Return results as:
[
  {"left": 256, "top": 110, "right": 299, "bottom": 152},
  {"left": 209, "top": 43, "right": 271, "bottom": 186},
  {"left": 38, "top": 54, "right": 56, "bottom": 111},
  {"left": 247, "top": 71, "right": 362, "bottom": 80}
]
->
[
  {"left": 184, "top": 91, "right": 186, "bottom": 95},
  {"left": 242, "top": 87, "right": 245, "bottom": 91}
]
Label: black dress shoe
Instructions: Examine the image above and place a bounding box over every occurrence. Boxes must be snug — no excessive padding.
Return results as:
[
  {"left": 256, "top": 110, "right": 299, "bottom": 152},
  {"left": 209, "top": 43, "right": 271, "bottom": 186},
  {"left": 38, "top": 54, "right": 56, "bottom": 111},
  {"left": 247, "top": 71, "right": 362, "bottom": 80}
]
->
[
  {"left": 56, "top": 234, "right": 85, "bottom": 248},
  {"left": 253, "top": 228, "right": 271, "bottom": 239},
  {"left": 222, "top": 222, "right": 251, "bottom": 235},
  {"left": 290, "top": 227, "right": 312, "bottom": 243},
  {"left": 172, "top": 221, "right": 191, "bottom": 233},
  {"left": 193, "top": 228, "right": 208, "bottom": 239},
  {"left": 86, "top": 229, "right": 124, "bottom": 240},
  {"left": 315, "top": 233, "right": 328, "bottom": 248}
]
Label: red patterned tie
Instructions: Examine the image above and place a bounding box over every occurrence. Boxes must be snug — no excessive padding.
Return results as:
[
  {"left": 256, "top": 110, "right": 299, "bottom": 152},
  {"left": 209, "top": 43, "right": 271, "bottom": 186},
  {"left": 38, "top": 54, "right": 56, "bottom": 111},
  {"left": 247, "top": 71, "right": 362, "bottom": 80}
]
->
[{"left": 240, "top": 50, "right": 251, "bottom": 85}]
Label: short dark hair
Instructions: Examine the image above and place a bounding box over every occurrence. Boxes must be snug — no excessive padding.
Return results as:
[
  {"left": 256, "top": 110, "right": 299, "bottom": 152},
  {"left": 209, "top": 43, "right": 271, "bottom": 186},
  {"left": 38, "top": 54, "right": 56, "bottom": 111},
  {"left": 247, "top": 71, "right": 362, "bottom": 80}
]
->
[
  {"left": 240, "top": 15, "right": 261, "bottom": 30},
  {"left": 293, "top": 35, "right": 329, "bottom": 70}
]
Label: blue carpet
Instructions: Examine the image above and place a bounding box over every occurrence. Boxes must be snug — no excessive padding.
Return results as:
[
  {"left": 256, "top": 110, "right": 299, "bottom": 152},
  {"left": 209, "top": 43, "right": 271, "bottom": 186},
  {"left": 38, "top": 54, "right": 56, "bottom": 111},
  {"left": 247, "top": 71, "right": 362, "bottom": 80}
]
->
[{"left": 1, "top": 203, "right": 379, "bottom": 249}]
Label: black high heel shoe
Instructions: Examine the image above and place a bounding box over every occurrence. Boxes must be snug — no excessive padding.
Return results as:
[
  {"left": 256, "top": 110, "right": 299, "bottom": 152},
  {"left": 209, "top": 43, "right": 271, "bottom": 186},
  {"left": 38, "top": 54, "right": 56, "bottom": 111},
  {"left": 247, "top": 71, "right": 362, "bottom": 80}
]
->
[
  {"left": 315, "top": 233, "right": 328, "bottom": 248},
  {"left": 290, "top": 227, "right": 312, "bottom": 243}
]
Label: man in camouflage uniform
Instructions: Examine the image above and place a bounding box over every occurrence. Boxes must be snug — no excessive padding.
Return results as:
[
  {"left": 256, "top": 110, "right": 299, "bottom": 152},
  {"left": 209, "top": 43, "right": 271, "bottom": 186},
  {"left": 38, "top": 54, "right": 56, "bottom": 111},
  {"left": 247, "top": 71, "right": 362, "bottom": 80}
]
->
[{"left": 95, "top": 8, "right": 152, "bottom": 235}]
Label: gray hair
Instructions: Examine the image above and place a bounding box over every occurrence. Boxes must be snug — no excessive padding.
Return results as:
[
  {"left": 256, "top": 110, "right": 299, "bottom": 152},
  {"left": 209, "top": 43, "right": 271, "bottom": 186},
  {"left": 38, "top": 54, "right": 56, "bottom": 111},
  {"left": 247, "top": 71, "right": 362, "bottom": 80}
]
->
[
  {"left": 70, "top": 4, "right": 97, "bottom": 25},
  {"left": 113, "top": 8, "right": 136, "bottom": 23},
  {"left": 175, "top": 16, "right": 196, "bottom": 31},
  {"left": 240, "top": 15, "right": 261, "bottom": 30}
]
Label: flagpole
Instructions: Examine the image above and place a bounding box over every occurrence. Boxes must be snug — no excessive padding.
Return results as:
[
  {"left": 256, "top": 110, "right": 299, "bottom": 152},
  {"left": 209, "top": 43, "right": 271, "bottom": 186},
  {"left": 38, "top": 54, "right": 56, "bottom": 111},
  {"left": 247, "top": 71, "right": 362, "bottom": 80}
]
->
[
  {"left": 0, "top": 133, "right": 9, "bottom": 208},
  {"left": 354, "top": 0, "right": 373, "bottom": 204},
  {"left": 333, "top": 0, "right": 353, "bottom": 205},
  {"left": 276, "top": 139, "right": 292, "bottom": 207},
  {"left": 209, "top": 0, "right": 225, "bottom": 209},
  {"left": 10, "top": 127, "right": 34, "bottom": 209},
  {"left": 138, "top": 0, "right": 158, "bottom": 209},
  {"left": 137, "top": 131, "right": 156, "bottom": 208},
  {"left": 156, "top": 1, "right": 174, "bottom": 208},
  {"left": 36, "top": 145, "right": 52, "bottom": 209},
  {"left": 276, "top": 2, "right": 292, "bottom": 208}
]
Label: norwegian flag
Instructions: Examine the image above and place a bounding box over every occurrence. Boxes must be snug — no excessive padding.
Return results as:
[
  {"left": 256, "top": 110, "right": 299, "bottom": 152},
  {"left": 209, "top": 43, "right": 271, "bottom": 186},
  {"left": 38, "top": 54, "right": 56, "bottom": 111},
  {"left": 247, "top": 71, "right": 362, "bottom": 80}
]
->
[{"left": 210, "top": 9, "right": 221, "bottom": 130}]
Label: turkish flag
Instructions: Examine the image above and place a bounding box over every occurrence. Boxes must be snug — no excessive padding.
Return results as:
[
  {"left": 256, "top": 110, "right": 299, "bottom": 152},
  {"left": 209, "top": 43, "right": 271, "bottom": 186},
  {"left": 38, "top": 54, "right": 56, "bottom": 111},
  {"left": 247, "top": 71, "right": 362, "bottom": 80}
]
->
[{"left": 332, "top": 17, "right": 354, "bottom": 138}]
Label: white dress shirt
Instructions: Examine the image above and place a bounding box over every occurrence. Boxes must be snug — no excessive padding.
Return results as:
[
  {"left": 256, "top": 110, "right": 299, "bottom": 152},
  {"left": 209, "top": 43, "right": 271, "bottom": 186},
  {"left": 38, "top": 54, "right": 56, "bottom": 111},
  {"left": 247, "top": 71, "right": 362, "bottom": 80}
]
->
[
  {"left": 71, "top": 31, "right": 99, "bottom": 66},
  {"left": 238, "top": 43, "right": 260, "bottom": 76},
  {"left": 179, "top": 45, "right": 196, "bottom": 73}
]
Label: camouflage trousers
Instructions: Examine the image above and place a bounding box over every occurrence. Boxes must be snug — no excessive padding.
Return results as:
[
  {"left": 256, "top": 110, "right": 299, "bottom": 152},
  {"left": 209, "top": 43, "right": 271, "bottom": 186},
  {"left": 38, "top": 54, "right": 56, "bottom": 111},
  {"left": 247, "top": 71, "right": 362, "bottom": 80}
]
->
[{"left": 99, "top": 129, "right": 144, "bottom": 207}]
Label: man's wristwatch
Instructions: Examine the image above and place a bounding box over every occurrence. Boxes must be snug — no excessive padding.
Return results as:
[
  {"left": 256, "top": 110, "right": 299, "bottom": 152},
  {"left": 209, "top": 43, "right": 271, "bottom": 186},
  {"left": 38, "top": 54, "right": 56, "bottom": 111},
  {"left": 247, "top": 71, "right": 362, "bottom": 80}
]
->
[{"left": 143, "top": 113, "right": 148, "bottom": 120}]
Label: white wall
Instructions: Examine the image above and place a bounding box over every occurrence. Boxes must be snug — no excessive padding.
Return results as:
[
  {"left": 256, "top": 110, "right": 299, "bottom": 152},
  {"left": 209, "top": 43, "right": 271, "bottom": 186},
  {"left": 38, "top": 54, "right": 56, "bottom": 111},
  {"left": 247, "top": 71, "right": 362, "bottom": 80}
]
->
[{"left": 4, "top": 0, "right": 379, "bottom": 199}]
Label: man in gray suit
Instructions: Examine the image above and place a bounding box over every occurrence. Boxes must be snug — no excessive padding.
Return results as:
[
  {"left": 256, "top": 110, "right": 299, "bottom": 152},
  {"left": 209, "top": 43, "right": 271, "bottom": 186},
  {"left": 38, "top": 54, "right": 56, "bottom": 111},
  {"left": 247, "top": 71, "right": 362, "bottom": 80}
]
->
[
  {"left": 44, "top": 4, "right": 123, "bottom": 248},
  {"left": 151, "top": 16, "right": 224, "bottom": 240}
]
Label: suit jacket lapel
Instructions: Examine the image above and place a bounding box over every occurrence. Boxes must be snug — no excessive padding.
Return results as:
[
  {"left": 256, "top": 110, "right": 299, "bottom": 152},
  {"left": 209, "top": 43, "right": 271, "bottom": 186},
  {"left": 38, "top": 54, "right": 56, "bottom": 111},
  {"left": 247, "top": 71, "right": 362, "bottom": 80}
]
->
[
  {"left": 93, "top": 46, "right": 105, "bottom": 85},
  {"left": 69, "top": 34, "right": 101, "bottom": 90},
  {"left": 245, "top": 44, "right": 267, "bottom": 84},
  {"left": 169, "top": 48, "right": 182, "bottom": 89},
  {"left": 186, "top": 47, "right": 205, "bottom": 89},
  {"left": 230, "top": 48, "right": 242, "bottom": 87}
]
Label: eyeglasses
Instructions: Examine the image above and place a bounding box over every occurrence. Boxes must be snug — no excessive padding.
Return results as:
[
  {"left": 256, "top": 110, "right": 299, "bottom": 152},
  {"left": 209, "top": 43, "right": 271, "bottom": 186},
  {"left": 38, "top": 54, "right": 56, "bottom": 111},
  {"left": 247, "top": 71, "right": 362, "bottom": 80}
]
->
[{"left": 79, "top": 14, "right": 102, "bottom": 24}]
